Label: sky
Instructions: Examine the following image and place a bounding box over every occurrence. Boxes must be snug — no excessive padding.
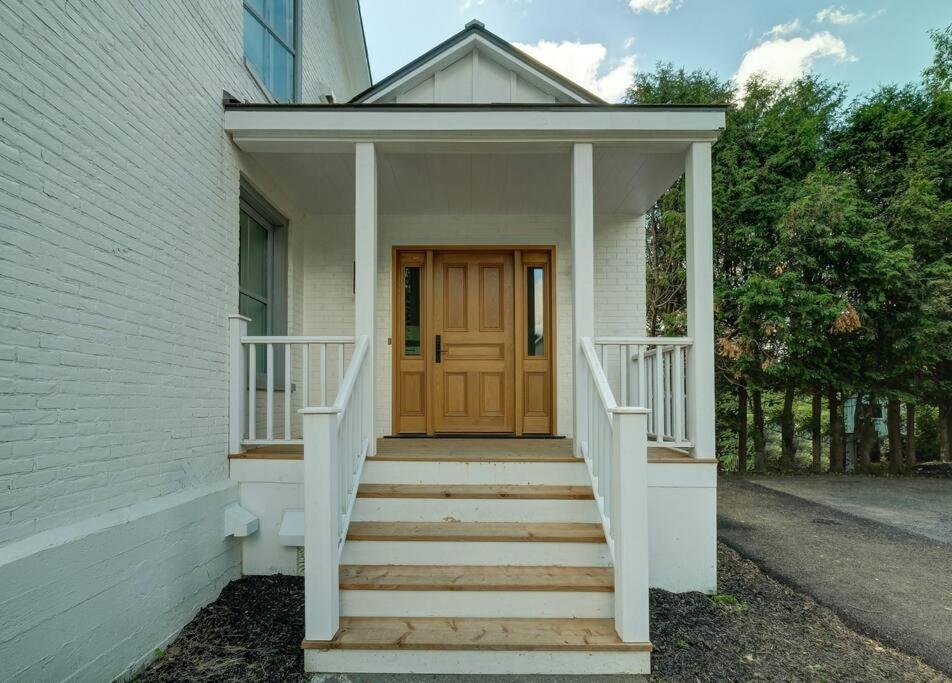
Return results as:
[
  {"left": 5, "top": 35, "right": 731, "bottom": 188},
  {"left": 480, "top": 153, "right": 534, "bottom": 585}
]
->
[{"left": 358, "top": 0, "right": 949, "bottom": 102}]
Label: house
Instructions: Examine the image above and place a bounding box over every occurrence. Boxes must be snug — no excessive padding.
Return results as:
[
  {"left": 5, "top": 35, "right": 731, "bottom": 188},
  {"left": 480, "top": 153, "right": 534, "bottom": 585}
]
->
[{"left": 0, "top": 1, "right": 724, "bottom": 679}]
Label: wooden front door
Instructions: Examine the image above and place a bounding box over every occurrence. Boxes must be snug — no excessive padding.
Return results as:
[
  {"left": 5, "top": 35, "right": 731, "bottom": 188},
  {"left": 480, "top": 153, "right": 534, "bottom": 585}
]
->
[
  {"left": 432, "top": 251, "right": 515, "bottom": 433},
  {"left": 393, "top": 247, "right": 554, "bottom": 435}
]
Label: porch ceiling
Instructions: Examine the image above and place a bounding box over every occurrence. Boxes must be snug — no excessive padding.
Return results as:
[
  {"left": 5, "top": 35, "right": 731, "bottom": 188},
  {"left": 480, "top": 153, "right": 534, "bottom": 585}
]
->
[{"left": 247, "top": 148, "right": 686, "bottom": 216}]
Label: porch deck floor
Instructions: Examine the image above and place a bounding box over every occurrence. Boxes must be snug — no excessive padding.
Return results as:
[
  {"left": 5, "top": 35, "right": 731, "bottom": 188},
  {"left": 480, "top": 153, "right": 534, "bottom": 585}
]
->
[{"left": 230, "top": 439, "right": 712, "bottom": 463}]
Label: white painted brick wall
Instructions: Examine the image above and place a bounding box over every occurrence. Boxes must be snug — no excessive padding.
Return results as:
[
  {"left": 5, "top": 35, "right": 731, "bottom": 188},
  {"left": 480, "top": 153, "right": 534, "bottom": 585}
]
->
[
  {"left": 294, "top": 210, "right": 646, "bottom": 437},
  {"left": 0, "top": 0, "right": 361, "bottom": 546},
  {"left": 0, "top": 1, "right": 364, "bottom": 679}
]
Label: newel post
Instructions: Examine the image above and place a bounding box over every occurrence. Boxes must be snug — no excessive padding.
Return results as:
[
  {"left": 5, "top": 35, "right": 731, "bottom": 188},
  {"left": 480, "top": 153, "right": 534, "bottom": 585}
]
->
[
  {"left": 301, "top": 407, "right": 341, "bottom": 641},
  {"left": 228, "top": 314, "right": 250, "bottom": 455},
  {"left": 611, "top": 407, "right": 650, "bottom": 642}
]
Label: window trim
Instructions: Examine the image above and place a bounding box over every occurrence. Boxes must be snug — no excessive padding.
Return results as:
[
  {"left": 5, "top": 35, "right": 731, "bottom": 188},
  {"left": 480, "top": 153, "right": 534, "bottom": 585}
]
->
[
  {"left": 242, "top": 0, "right": 299, "bottom": 103},
  {"left": 239, "top": 180, "right": 290, "bottom": 388}
]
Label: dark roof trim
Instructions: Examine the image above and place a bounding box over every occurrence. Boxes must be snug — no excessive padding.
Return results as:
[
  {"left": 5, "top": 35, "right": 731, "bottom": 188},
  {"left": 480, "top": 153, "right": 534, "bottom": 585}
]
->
[
  {"left": 355, "top": 0, "right": 372, "bottom": 87},
  {"left": 224, "top": 102, "right": 729, "bottom": 112},
  {"left": 347, "top": 22, "right": 606, "bottom": 104}
]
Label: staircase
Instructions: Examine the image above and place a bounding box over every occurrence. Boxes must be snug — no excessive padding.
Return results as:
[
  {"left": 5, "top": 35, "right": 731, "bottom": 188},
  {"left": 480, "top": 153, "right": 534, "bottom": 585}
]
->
[{"left": 303, "top": 438, "right": 652, "bottom": 676}]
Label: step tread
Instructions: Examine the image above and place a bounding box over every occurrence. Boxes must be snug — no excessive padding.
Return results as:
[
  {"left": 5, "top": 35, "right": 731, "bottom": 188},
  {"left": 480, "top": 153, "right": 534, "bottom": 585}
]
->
[
  {"left": 339, "top": 565, "right": 613, "bottom": 592},
  {"left": 370, "top": 452, "right": 578, "bottom": 463},
  {"left": 357, "top": 484, "right": 594, "bottom": 500},
  {"left": 347, "top": 522, "right": 605, "bottom": 543},
  {"left": 302, "top": 617, "right": 650, "bottom": 652}
]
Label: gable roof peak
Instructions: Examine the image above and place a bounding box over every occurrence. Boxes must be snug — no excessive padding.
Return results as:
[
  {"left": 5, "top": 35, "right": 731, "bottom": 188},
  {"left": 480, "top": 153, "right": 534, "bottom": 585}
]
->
[{"left": 464, "top": 19, "right": 485, "bottom": 30}]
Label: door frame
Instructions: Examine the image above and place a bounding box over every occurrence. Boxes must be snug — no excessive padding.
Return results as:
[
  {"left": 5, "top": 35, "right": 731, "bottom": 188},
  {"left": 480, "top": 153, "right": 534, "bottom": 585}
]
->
[{"left": 391, "top": 245, "right": 557, "bottom": 436}]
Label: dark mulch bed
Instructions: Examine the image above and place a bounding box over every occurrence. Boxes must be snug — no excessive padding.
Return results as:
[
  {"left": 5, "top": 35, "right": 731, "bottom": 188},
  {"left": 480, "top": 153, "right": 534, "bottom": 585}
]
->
[{"left": 138, "top": 545, "right": 945, "bottom": 682}]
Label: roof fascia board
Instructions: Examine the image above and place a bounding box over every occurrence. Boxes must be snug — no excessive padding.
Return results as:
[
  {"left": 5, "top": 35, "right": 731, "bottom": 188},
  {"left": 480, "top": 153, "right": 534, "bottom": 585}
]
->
[{"left": 225, "top": 108, "right": 726, "bottom": 149}]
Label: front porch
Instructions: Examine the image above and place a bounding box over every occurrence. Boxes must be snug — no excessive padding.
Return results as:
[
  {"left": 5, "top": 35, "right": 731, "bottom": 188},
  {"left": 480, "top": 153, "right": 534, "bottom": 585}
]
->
[{"left": 223, "top": 93, "right": 723, "bottom": 674}]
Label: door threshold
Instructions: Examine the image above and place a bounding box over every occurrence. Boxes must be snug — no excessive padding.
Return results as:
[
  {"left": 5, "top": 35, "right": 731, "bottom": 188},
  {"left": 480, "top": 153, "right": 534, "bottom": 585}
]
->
[{"left": 384, "top": 434, "right": 566, "bottom": 440}]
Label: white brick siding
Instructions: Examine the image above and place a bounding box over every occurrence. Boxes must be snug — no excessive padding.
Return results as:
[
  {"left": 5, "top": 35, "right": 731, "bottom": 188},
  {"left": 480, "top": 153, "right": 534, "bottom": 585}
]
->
[{"left": 0, "top": 1, "right": 365, "bottom": 679}]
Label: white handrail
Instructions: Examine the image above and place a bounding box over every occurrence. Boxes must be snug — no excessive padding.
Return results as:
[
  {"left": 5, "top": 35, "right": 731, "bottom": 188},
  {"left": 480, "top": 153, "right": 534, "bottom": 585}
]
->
[
  {"left": 579, "top": 336, "right": 650, "bottom": 643},
  {"left": 594, "top": 336, "right": 693, "bottom": 448},
  {"left": 227, "top": 314, "right": 356, "bottom": 452},
  {"left": 300, "top": 334, "right": 373, "bottom": 642}
]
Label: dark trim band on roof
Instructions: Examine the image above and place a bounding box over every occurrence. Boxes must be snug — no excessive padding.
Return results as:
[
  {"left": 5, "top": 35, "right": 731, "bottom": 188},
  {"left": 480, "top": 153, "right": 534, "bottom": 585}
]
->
[
  {"left": 347, "top": 21, "right": 606, "bottom": 104},
  {"left": 223, "top": 102, "right": 730, "bottom": 112}
]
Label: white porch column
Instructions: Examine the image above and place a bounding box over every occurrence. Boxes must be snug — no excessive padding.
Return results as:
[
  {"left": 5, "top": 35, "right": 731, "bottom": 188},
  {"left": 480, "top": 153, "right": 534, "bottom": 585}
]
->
[
  {"left": 355, "top": 142, "right": 377, "bottom": 452},
  {"left": 685, "top": 142, "right": 716, "bottom": 459},
  {"left": 571, "top": 143, "right": 595, "bottom": 453}
]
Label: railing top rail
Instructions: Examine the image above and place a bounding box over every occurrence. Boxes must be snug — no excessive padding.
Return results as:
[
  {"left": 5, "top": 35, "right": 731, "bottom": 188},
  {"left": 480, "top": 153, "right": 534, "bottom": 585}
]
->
[
  {"left": 594, "top": 336, "right": 693, "bottom": 345},
  {"left": 241, "top": 335, "right": 356, "bottom": 344},
  {"left": 581, "top": 337, "right": 617, "bottom": 413}
]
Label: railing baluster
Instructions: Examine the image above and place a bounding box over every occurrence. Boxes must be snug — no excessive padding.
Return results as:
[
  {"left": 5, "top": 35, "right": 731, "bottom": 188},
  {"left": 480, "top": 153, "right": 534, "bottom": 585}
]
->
[
  {"left": 302, "top": 344, "right": 309, "bottom": 410},
  {"left": 653, "top": 345, "right": 664, "bottom": 443},
  {"left": 248, "top": 343, "right": 256, "bottom": 442},
  {"left": 674, "top": 345, "right": 685, "bottom": 442},
  {"left": 266, "top": 343, "right": 274, "bottom": 440},
  {"left": 320, "top": 344, "right": 327, "bottom": 405},
  {"left": 637, "top": 345, "right": 646, "bottom": 408},
  {"left": 620, "top": 344, "right": 629, "bottom": 405},
  {"left": 284, "top": 344, "right": 292, "bottom": 439},
  {"left": 337, "top": 344, "right": 344, "bottom": 399}
]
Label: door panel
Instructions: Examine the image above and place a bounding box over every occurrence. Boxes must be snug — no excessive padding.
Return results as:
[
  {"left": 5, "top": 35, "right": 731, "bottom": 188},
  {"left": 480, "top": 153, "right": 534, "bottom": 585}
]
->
[{"left": 432, "top": 252, "right": 515, "bottom": 433}]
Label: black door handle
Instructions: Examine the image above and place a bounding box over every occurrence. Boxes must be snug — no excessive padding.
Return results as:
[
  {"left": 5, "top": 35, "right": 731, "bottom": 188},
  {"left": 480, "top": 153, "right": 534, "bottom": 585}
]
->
[{"left": 435, "top": 335, "right": 442, "bottom": 363}]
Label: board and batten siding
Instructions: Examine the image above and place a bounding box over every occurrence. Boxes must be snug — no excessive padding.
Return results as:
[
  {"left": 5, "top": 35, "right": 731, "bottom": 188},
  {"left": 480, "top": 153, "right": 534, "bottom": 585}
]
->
[
  {"left": 0, "top": 1, "right": 365, "bottom": 680},
  {"left": 296, "top": 212, "right": 647, "bottom": 437}
]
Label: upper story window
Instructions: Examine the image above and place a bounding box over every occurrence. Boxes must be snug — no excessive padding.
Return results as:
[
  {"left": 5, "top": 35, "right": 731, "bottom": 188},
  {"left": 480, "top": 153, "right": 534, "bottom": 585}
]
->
[{"left": 243, "top": 0, "right": 297, "bottom": 102}]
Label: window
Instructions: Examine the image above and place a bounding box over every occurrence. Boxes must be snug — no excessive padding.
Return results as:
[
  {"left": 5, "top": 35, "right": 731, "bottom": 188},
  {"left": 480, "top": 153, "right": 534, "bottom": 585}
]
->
[
  {"left": 238, "top": 184, "right": 288, "bottom": 372},
  {"left": 403, "top": 267, "right": 422, "bottom": 356},
  {"left": 526, "top": 266, "right": 545, "bottom": 356},
  {"left": 243, "top": 0, "right": 297, "bottom": 102}
]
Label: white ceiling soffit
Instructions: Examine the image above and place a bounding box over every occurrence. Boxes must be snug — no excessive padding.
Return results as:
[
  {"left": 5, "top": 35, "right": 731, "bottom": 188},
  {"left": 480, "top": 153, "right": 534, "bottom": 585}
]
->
[{"left": 357, "top": 33, "right": 599, "bottom": 105}]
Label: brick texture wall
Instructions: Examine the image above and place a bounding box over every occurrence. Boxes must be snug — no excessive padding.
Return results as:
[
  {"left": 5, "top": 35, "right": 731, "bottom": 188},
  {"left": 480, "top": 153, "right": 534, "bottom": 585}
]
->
[{"left": 0, "top": 0, "right": 364, "bottom": 542}]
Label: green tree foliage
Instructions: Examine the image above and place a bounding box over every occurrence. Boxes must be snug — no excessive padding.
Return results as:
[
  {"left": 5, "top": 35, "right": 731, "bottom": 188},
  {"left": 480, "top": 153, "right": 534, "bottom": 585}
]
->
[{"left": 631, "top": 26, "right": 952, "bottom": 470}]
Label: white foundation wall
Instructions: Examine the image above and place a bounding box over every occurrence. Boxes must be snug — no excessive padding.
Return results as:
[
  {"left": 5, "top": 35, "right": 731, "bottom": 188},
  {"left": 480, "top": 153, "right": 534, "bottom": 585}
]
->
[
  {"left": 294, "top": 211, "right": 646, "bottom": 437},
  {"left": 0, "top": 1, "right": 364, "bottom": 680}
]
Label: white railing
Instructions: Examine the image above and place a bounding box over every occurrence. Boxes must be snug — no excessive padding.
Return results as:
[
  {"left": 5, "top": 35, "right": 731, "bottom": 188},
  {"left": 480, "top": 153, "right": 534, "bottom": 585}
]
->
[
  {"left": 228, "top": 314, "right": 355, "bottom": 452},
  {"left": 595, "top": 337, "right": 692, "bottom": 448},
  {"left": 578, "top": 337, "right": 650, "bottom": 643},
  {"left": 301, "top": 334, "right": 372, "bottom": 641}
]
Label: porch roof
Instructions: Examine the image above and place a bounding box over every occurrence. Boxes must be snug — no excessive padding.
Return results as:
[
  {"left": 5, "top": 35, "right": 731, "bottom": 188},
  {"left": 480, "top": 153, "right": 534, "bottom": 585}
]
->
[{"left": 223, "top": 103, "right": 727, "bottom": 154}]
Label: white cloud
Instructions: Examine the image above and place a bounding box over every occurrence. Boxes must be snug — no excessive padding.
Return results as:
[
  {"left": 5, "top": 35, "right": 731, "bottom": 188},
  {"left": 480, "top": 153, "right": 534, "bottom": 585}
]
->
[
  {"left": 514, "top": 40, "right": 637, "bottom": 102},
  {"left": 766, "top": 18, "right": 801, "bottom": 37},
  {"left": 816, "top": 6, "right": 865, "bottom": 24},
  {"left": 459, "top": 0, "right": 487, "bottom": 11},
  {"left": 624, "top": 36, "right": 636, "bottom": 50},
  {"left": 627, "top": 0, "right": 677, "bottom": 14},
  {"left": 733, "top": 31, "right": 854, "bottom": 99}
]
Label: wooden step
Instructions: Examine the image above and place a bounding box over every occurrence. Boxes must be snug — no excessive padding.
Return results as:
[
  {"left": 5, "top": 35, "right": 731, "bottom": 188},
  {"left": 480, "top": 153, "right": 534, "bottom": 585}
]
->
[
  {"left": 303, "top": 617, "right": 650, "bottom": 652},
  {"left": 357, "top": 484, "right": 594, "bottom": 500},
  {"left": 371, "top": 452, "right": 577, "bottom": 463},
  {"left": 346, "top": 522, "right": 605, "bottom": 543},
  {"left": 340, "top": 565, "right": 613, "bottom": 592}
]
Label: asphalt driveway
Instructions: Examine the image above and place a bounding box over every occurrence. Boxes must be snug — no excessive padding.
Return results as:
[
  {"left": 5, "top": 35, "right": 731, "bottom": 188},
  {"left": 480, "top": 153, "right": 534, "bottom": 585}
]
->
[{"left": 718, "top": 476, "right": 952, "bottom": 674}]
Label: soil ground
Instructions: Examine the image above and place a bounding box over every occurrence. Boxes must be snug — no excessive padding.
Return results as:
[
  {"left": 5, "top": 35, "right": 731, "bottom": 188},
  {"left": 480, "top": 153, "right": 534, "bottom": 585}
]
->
[
  {"left": 137, "top": 544, "right": 945, "bottom": 682},
  {"left": 719, "top": 476, "right": 952, "bottom": 675}
]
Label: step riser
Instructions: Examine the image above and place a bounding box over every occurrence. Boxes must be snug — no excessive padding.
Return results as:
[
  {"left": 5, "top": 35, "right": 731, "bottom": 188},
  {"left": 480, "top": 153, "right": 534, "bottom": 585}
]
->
[
  {"left": 352, "top": 499, "right": 598, "bottom": 523},
  {"left": 341, "top": 590, "right": 612, "bottom": 618},
  {"left": 305, "top": 650, "right": 650, "bottom": 675},
  {"left": 341, "top": 541, "right": 611, "bottom": 566},
  {"left": 362, "top": 460, "right": 589, "bottom": 486}
]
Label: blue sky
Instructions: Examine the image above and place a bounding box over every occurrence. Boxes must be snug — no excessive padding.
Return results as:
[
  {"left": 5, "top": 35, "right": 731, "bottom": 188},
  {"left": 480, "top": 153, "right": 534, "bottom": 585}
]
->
[{"left": 359, "top": 0, "right": 948, "bottom": 101}]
